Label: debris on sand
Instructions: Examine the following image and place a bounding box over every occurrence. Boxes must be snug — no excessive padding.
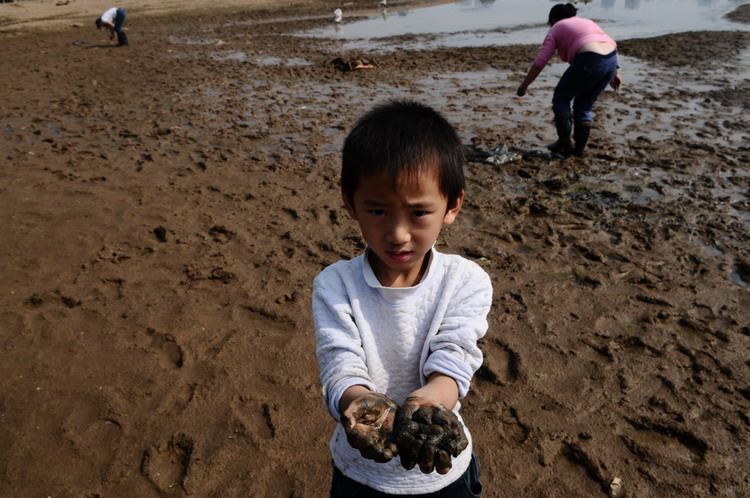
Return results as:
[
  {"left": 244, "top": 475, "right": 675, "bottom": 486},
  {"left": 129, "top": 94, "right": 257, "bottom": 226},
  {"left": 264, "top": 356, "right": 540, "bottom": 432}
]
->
[
  {"left": 332, "top": 57, "right": 380, "bottom": 72},
  {"left": 484, "top": 144, "right": 522, "bottom": 165},
  {"left": 465, "top": 142, "right": 576, "bottom": 164},
  {"left": 609, "top": 477, "right": 624, "bottom": 497}
]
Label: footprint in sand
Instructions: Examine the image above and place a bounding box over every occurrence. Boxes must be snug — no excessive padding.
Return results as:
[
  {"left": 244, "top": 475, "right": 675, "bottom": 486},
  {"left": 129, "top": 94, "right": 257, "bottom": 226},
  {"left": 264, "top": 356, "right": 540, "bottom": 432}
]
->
[
  {"left": 476, "top": 337, "right": 522, "bottom": 386},
  {"left": 140, "top": 434, "right": 194, "bottom": 492},
  {"left": 145, "top": 328, "right": 184, "bottom": 368}
]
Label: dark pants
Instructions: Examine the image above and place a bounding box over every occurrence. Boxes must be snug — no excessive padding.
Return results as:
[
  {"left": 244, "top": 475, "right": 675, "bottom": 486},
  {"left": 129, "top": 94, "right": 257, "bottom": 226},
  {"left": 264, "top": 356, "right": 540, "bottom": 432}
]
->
[
  {"left": 114, "top": 8, "right": 128, "bottom": 46},
  {"left": 330, "top": 453, "right": 482, "bottom": 498},
  {"left": 552, "top": 50, "right": 618, "bottom": 122}
]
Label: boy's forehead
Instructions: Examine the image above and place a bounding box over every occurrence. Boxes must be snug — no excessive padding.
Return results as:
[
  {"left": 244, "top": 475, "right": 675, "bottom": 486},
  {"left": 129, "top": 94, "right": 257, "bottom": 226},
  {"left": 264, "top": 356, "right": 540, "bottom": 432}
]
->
[
  {"left": 361, "top": 163, "right": 441, "bottom": 186},
  {"left": 365, "top": 171, "right": 434, "bottom": 191},
  {"left": 355, "top": 168, "right": 446, "bottom": 200}
]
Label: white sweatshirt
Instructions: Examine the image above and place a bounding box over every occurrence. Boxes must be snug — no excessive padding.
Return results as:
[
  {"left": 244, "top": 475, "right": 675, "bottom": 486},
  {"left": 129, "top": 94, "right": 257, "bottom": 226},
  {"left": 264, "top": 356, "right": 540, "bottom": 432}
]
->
[
  {"left": 100, "top": 7, "right": 118, "bottom": 24},
  {"left": 313, "top": 248, "right": 492, "bottom": 494}
]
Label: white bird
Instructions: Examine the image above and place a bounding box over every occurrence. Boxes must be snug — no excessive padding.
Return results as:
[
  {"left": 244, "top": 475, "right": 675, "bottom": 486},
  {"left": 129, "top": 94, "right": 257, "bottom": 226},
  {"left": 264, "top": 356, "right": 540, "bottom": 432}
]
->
[
  {"left": 379, "top": 0, "right": 387, "bottom": 5},
  {"left": 332, "top": 8, "right": 343, "bottom": 22}
]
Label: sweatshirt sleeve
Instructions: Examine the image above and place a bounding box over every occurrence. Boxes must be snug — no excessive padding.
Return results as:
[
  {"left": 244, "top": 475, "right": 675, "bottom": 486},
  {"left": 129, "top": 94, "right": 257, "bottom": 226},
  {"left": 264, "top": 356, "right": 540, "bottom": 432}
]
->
[
  {"left": 533, "top": 28, "right": 558, "bottom": 67},
  {"left": 312, "top": 266, "right": 377, "bottom": 421},
  {"left": 423, "top": 262, "right": 493, "bottom": 398}
]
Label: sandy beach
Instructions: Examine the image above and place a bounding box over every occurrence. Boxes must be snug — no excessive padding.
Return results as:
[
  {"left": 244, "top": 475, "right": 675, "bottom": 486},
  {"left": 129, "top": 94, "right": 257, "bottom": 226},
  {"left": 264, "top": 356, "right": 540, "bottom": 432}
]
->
[{"left": 1, "top": 0, "right": 749, "bottom": 496}]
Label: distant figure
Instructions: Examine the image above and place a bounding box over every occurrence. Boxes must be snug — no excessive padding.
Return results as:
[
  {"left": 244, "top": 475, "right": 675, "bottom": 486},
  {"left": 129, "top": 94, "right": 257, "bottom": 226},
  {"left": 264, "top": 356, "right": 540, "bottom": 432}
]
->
[
  {"left": 517, "top": 3, "right": 622, "bottom": 157},
  {"left": 332, "top": 8, "right": 343, "bottom": 23},
  {"left": 96, "top": 7, "right": 128, "bottom": 46}
]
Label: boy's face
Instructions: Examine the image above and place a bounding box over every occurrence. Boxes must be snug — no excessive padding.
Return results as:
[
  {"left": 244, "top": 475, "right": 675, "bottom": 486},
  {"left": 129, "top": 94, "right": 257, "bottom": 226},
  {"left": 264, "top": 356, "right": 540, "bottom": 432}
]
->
[{"left": 343, "top": 169, "right": 463, "bottom": 288}]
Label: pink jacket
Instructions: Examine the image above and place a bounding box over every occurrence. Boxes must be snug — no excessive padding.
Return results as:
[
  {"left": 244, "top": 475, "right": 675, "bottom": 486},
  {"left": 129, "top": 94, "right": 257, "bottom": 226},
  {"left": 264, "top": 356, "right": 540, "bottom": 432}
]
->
[{"left": 534, "top": 17, "right": 616, "bottom": 67}]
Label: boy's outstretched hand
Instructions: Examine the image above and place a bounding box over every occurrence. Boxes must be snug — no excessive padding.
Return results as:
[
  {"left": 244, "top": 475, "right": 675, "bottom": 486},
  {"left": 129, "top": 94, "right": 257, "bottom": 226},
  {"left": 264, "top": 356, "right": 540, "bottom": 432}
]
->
[
  {"left": 341, "top": 392, "right": 399, "bottom": 463},
  {"left": 394, "top": 397, "right": 469, "bottom": 475}
]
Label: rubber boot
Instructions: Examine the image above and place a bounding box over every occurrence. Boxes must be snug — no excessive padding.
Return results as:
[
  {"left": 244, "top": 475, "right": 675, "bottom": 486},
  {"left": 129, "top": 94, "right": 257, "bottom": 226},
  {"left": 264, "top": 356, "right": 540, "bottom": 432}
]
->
[
  {"left": 117, "top": 30, "right": 129, "bottom": 46},
  {"left": 547, "top": 112, "right": 572, "bottom": 154},
  {"left": 573, "top": 121, "right": 591, "bottom": 157}
]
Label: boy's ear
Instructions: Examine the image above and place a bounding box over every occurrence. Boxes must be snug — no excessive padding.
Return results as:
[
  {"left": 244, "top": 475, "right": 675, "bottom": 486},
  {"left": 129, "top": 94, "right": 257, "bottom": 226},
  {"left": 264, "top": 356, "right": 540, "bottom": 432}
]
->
[
  {"left": 442, "top": 190, "right": 464, "bottom": 226},
  {"left": 342, "top": 191, "right": 358, "bottom": 220}
]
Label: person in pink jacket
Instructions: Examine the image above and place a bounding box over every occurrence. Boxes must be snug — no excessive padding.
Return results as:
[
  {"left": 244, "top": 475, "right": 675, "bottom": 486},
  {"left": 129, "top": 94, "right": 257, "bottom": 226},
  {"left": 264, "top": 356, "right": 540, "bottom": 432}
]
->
[{"left": 517, "top": 3, "right": 622, "bottom": 157}]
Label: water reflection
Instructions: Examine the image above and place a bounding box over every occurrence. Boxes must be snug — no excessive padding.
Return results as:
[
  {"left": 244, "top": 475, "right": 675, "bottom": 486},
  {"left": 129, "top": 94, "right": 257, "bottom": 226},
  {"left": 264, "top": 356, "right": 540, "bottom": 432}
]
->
[
  {"left": 600, "top": 0, "right": 722, "bottom": 7},
  {"left": 300, "top": 0, "right": 750, "bottom": 48}
]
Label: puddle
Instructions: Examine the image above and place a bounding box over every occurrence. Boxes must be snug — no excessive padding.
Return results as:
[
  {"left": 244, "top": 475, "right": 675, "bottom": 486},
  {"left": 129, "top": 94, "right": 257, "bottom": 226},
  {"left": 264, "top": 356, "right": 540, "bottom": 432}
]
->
[
  {"left": 409, "top": 54, "right": 749, "bottom": 153},
  {"left": 299, "top": 0, "right": 750, "bottom": 50},
  {"left": 568, "top": 164, "right": 749, "bottom": 211},
  {"left": 413, "top": 56, "right": 750, "bottom": 149},
  {"left": 729, "top": 271, "right": 750, "bottom": 288},
  {"left": 210, "top": 52, "right": 312, "bottom": 66},
  {"left": 212, "top": 51, "right": 248, "bottom": 62},
  {"left": 693, "top": 238, "right": 726, "bottom": 257},
  {"left": 729, "top": 262, "right": 750, "bottom": 288},
  {"left": 168, "top": 36, "right": 223, "bottom": 45},
  {"left": 1, "top": 116, "right": 83, "bottom": 145}
]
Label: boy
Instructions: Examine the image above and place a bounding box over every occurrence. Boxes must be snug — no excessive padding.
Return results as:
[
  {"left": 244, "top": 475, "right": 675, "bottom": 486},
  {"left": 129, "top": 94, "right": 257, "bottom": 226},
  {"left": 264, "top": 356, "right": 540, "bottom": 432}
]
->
[{"left": 313, "top": 100, "right": 492, "bottom": 496}]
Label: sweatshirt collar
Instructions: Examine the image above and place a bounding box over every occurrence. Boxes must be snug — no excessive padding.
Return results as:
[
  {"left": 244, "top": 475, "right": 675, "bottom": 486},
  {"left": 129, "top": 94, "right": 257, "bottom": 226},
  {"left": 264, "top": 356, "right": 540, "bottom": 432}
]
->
[{"left": 362, "top": 247, "right": 437, "bottom": 302}]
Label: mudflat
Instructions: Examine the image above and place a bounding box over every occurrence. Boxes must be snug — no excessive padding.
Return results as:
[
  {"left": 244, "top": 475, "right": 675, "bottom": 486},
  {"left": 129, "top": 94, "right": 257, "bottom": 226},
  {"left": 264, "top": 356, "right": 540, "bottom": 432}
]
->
[{"left": 1, "top": 1, "right": 749, "bottom": 496}]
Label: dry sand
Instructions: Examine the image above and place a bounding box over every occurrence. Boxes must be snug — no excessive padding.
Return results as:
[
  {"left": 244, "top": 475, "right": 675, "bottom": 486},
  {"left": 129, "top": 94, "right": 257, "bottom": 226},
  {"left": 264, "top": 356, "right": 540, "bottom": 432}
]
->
[
  {"left": 0, "top": 0, "right": 301, "bottom": 32},
  {"left": 1, "top": 0, "right": 749, "bottom": 496}
]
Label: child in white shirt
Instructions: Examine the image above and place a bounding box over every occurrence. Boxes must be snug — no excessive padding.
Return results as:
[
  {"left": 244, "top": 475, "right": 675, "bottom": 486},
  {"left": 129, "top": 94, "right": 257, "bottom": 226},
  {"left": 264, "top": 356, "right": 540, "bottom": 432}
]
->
[
  {"left": 313, "top": 99, "right": 492, "bottom": 496},
  {"left": 95, "top": 7, "right": 128, "bottom": 46}
]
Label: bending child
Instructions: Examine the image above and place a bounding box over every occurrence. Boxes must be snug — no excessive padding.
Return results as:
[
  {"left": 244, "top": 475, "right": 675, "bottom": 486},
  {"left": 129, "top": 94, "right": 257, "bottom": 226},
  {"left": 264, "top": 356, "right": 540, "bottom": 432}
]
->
[
  {"left": 313, "top": 99, "right": 492, "bottom": 496},
  {"left": 517, "top": 3, "right": 621, "bottom": 156},
  {"left": 95, "top": 7, "right": 128, "bottom": 47}
]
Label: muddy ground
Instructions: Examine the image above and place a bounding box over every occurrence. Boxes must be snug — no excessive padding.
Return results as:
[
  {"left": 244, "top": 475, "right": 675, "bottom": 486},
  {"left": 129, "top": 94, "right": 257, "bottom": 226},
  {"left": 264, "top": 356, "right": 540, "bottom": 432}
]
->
[{"left": 1, "top": 1, "right": 749, "bottom": 496}]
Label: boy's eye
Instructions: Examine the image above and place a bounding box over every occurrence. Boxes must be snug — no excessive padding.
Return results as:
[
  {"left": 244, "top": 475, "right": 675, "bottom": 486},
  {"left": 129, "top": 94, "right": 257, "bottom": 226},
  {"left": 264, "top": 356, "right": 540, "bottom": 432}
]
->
[
  {"left": 412, "top": 211, "right": 429, "bottom": 217},
  {"left": 368, "top": 209, "right": 386, "bottom": 216}
]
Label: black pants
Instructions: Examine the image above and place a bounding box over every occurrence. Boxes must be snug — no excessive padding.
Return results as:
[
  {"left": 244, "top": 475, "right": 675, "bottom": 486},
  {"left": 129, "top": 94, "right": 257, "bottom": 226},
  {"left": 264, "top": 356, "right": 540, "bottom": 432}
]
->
[{"left": 331, "top": 453, "right": 482, "bottom": 497}]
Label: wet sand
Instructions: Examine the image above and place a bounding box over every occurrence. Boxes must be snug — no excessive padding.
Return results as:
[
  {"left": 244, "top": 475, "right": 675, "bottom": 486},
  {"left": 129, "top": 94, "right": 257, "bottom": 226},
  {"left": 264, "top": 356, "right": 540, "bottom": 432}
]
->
[{"left": 1, "top": 1, "right": 749, "bottom": 496}]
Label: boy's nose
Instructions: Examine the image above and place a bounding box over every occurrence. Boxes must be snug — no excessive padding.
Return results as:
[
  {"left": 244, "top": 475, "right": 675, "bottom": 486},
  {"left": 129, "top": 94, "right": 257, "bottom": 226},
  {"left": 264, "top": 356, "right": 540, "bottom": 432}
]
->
[{"left": 386, "top": 220, "right": 410, "bottom": 245}]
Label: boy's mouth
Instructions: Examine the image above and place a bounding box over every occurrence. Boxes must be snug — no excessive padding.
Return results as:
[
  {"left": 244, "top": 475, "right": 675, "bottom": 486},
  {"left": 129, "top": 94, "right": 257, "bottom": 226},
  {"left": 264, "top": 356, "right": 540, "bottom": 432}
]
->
[{"left": 385, "top": 250, "right": 413, "bottom": 263}]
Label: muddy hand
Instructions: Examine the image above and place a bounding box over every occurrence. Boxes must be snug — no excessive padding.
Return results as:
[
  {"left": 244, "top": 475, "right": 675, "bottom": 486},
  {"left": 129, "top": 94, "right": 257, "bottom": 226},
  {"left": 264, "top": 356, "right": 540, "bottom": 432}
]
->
[
  {"left": 610, "top": 73, "right": 622, "bottom": 91},
  {"left": 394, "top": 397, "right": 468, "bottom": 474},
  {"left": 341, "top": 393, "right": 398, "bottom": 463}
]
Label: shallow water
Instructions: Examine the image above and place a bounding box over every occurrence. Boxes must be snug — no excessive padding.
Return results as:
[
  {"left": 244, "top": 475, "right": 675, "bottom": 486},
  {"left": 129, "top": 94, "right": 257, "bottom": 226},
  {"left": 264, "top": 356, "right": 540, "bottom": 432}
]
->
[{"left": 301, "top": 0, "right": 750, "bottom": 50}]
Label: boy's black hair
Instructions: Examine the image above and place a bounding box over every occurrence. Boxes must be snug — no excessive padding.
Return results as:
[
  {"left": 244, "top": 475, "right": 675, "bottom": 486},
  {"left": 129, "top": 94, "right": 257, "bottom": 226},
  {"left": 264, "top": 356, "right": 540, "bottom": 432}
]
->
[
  {"left": 95, "top": 18, "right": 104, "bottom": 29},
  {"left": 341, "top": 99, "right": 465, "bottom": 209},
  {"left": 548, "top": 3, "right": 577, "bottom": 25}
]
